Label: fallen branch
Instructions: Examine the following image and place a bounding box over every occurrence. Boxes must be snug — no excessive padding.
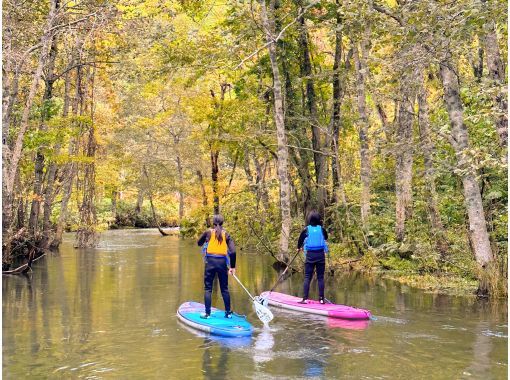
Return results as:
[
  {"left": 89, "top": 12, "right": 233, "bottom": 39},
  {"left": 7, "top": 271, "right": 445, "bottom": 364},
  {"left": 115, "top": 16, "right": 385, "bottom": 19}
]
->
[
  {"left": 2, "top": 248, "right": 47, "bottom": 275},
  {"left": 157, "top": 225, "right": 170, "bottom": 236},
  {"left": 247, "top": 220, "right": 282, "bottom": 264}
]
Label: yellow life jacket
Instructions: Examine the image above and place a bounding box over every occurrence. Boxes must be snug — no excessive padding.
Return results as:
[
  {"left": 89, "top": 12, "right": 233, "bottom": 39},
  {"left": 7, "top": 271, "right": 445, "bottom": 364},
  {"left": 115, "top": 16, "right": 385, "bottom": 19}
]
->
[{"left": 206, "top": 229, "right": 228, "bottom": 255}]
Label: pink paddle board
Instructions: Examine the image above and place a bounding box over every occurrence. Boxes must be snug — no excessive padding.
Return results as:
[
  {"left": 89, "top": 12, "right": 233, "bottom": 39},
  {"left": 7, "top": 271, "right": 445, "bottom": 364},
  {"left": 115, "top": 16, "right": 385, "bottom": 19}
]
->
[{"left": 260, "top": 291, "right": 371, "bottom": 320}]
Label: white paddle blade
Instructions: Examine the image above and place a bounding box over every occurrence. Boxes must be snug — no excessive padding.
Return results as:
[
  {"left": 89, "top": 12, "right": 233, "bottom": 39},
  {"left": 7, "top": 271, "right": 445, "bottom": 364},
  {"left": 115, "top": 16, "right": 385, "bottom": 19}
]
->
[
  {"left": 254, "top": 295, "right": 269, "bottom": 308},
  {"left": 253, "top": 301, "right": 274, "bottom": 324}
]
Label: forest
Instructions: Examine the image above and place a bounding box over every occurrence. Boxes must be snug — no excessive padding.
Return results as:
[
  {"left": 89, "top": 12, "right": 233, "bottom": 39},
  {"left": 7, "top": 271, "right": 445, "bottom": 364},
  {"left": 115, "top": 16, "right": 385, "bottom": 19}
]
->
[{"left": 2, "top": 0, "right": 507, "bottom": 297}]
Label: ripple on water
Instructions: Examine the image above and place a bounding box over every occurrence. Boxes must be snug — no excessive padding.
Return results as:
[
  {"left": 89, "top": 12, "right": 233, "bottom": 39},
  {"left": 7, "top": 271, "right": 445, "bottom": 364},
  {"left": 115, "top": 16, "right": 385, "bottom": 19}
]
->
[
  {"left": 441, "top": 324, "right": 467, "bottom": 331},
  {"left": 371, "top": 316, "right": 407, "bottom": 325},
  {"left": 482, "top": 330, "right": 508, "bottom": 338}
]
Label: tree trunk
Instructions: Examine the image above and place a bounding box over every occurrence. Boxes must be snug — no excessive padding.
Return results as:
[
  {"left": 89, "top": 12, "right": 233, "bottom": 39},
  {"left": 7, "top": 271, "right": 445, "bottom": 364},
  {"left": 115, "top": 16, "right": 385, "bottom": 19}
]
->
[
  {"left": 439, "top": 57, "right": 493, "bottom": 271},
  {"left": 417, "top": 79, "right": 449, "bottom": 259},
  {"left": 75, "top": 67, "right": 98, "bottom": 248},
  {"left": 260, "top": 0, "right": 291, "bottom": 261},
  {"left": 253, "top": 155, "right": 270, "bottom": 212},
  {"left": 3, "top": 0, "right": 59, "bottom": 243},
  {"left": 330, "top": 2, "right": 347, "bottom": 207},
  {"left": 210, "top": 147, "right": 220, "bottom": 215},
  {"left": 135, "top": 187, "right": 144, "bottom": 216},
  {"left": 297, "top": 4, "right": 326, "bottom": 213},
  {"left": 353, "top": 44, "right": 371, "bottom": 228},
  {"left": 53, "top": 63, "right": 83, "bottom": 248},
  {"left": 29, "top": 22, "right": 59, "bottom": 236},
  {"left": 111, "top": 190, "right": 118, "bottom": 224},
  {"left": 395, "top": 70, "right": 416, "bottom": 242},
  {"left": 481, "top": 0, "right": 507, "bottom": 148},
  {"left": 196, "top": 170, "right": 210, "bottom": 227},
  {"left": 176, "top": 154, "right": 184, "bottom": 223},
  {"left": 281, "top": 45, "right": 312, "bottom": 216},
  {"left": 42, "top": 70, "right": 69, "bottom": 244}
]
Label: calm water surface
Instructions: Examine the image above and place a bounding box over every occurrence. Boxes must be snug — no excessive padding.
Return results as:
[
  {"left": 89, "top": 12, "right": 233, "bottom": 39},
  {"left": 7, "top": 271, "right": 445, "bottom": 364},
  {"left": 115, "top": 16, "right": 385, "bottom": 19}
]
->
[{"left": 3, "top": 229, "right": 508, "bottom": 379}]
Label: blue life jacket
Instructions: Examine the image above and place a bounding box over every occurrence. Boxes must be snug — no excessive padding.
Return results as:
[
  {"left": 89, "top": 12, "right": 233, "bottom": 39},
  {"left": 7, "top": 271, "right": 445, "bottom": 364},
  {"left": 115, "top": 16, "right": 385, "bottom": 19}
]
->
[{"left": 304, "top": 225, "right": 327, "bottom": 251}]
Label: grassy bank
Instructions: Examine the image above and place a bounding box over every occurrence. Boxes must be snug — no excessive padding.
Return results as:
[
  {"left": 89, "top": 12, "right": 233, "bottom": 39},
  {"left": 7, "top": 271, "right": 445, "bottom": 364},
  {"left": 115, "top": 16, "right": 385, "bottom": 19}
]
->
[{"left": 327, "top": 242, "right": 506, "bottom": 298}]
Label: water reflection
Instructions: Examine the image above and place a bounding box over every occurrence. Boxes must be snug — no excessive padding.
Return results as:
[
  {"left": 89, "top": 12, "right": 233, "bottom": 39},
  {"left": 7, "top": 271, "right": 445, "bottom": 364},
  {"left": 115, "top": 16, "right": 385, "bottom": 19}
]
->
[
  {"left": 253, "top": 327, "right": 275, "bottom": 364},
  {"left": 2, "top": 230, "right": 508, "bottom": 379}
]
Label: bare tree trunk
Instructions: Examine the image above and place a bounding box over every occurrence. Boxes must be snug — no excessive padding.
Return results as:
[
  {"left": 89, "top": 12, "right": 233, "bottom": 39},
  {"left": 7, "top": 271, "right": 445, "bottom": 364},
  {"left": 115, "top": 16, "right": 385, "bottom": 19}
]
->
[
  {"left": 141, "top": 164, "right": 168, "bottom": 235},
  {"left": 75, "top": 67, "right": 98, "bottom": 248},
  {"left": 281, "top": 48, "right": 312, "bottom": 216},
  {"left": 29, "top": 19, "right": 60, "bottom": 236},
  {"left": 481, "top": 0, "right": 507, "bottom": 148},
  {"left": 135, "top": 187, "right": 144, "bottom": 216},
  {"left": 3, "top": 0, "right": 59, "bottom": 243},
  {"left": 395, "top": 71, "right": 416, "bottom": 242},
  {"left": 42, "top": 69, "right": 69, "bottom": 244},
  {"left": 196, "top": 170, "right": 210, "bottom": 227},
  {"left": 439, "top": 57, "right": 493, "bottom": 273},
  {"left": 253, "top": 155, "right": 270, "bottom": 212},
  {"left": 330, "top": 2, "right": 347, "bottom": 207},
  {"left": 260, "top": 0, "right": 291, "bottom": 261},
  {"left": 353, "top": 44, "right": 371, "bottom": 227},
  {"left": 417, "top": 79, "right": 449, "bottom": 259},
  {"left": 53, "top": 63, "right": 83, "bottom": 248},
  {"left": 111, "top": 190, "right": 118, "bottom": 224},
  {"left": 297, "top": 4, "right": 326, "bottom": 213},
  {"left": 210, "top": 147, "right": 220, "bottom": 215},
  {"left": 176, "top": 154, "right": 184, "bottom": 223}
]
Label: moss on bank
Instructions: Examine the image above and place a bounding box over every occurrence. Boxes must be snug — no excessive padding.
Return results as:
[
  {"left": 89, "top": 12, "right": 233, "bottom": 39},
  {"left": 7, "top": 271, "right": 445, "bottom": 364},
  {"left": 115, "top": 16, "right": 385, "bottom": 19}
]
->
[{"left": 327, "top": 242, "right": 506, "bottom": 298}]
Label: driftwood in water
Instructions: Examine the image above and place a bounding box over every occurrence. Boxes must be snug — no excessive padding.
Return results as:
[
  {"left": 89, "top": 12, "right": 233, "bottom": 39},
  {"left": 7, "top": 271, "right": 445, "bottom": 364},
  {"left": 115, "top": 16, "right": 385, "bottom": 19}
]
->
[
  {"left": 143, "top": 165, "right": 172, "bottom": 237},
  {"left": 157, "top": 226, "right": 169, "bottom": 236},
  {"left": 2, "top": 248, "right": 46, "bottom": 275}
]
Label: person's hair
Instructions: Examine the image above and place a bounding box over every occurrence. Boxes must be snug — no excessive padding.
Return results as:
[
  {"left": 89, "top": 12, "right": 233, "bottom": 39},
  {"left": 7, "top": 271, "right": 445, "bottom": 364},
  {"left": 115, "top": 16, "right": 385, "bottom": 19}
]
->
[
  {"left": 306, "top": 210, "right": 322, "bottom": 226},
  {"left": 212, "top": 214, "right": 224, "bottom": 243}
]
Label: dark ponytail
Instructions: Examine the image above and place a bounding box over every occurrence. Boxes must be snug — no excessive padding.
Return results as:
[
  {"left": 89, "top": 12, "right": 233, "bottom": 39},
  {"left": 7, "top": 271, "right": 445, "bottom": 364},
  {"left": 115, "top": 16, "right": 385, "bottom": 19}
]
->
[{"left": 212, "top": 214, "right": 224, "bottom": 243}]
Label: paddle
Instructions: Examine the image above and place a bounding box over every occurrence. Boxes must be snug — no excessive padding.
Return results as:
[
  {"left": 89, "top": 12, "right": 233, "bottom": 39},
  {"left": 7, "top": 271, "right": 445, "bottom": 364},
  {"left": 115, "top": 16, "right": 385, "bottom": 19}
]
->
[
  {"left": 231, "top": 273, "right": 274, "bottom": 325},
  {"left": 264, "top": 248, "right": 302, "bottom": 296},
  {"left": 327, "top": 252, "right": 335, "bottom": 276}
]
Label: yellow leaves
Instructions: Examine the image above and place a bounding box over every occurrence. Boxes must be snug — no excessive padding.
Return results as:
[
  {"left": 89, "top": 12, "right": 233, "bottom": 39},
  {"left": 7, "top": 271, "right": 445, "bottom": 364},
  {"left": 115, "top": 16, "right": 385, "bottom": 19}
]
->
[{"left": 30, "top": 193, "right": 44, "bottom": 202}]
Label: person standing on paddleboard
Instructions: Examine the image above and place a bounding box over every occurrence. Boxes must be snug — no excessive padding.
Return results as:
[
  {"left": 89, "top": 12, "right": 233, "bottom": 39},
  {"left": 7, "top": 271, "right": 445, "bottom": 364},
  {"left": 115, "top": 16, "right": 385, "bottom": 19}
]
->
[
  {"left": 297, "top": 210, "right": 329, "bottom": 304},
  {"left": 197, "top": 214, "right": 237, "bottom": 319}
]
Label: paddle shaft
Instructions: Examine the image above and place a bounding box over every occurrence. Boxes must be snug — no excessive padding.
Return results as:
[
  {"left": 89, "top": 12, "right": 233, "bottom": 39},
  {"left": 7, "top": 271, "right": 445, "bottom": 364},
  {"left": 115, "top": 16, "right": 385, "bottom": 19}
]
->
[
  {"left": 232, "top": 273, "right": 255, "bottom": 301},
  {"left": 269, "top": 249, "right": 301, "bottom": 293}
]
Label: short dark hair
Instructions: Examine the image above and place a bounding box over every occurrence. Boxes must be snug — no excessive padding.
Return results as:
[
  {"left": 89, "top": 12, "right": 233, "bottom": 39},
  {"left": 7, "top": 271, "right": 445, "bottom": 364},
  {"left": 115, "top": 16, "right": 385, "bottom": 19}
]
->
[{"left": 306, "top": 210, "right": 322, "bottom": 226}]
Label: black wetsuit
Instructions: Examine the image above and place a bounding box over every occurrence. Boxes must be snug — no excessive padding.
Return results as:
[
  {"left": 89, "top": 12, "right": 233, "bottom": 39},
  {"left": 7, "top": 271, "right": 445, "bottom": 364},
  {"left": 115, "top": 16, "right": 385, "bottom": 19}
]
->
[
  {"left": 297, "top": 225, "right": 328, "bottom": 300},
  {"left": 197, "top": 230, "right": 236, "bottom": 315}
]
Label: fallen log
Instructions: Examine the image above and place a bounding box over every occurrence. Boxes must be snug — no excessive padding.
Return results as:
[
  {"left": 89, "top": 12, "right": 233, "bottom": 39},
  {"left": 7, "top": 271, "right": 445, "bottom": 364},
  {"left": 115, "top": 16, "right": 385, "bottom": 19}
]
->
[{"left": 3, "top": 248, "right": 46, "bottom": 275}]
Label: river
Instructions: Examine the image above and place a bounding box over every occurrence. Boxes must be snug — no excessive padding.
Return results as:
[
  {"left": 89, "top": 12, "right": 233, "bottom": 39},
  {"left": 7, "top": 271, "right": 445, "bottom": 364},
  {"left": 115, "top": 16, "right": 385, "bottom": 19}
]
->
[{"left": 3, "top": 229, "right": 508, "bottom": 379}]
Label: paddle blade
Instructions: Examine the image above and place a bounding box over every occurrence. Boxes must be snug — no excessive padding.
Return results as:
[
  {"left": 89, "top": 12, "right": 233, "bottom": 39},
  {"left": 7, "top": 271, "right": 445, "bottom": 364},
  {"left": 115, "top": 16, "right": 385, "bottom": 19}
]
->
[
  {"left": 253, "top": 300, "right": 274, "bottom": 324},
  {"left": 254, "top": 295, "right": 269, "bottom": 307}
]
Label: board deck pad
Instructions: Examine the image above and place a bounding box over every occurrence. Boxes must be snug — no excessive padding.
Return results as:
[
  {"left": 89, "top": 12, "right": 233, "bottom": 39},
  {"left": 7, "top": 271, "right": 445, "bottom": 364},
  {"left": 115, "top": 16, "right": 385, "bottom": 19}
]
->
[
  {"left": 261, "top": 291, "right": 371, "bottom": 320},
  {"left": 177, "top": 301, "right": 253, "bottom": 338}
]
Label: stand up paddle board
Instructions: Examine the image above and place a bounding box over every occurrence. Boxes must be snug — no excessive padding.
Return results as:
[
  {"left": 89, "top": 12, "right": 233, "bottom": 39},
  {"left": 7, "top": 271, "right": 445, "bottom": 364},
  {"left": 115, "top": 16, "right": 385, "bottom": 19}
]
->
[
  {"left": 260, "top": 291, "right": 371, "bottom": 320},
  {"left": 177, "top": 301, "right": 253, "bottom": 338}
]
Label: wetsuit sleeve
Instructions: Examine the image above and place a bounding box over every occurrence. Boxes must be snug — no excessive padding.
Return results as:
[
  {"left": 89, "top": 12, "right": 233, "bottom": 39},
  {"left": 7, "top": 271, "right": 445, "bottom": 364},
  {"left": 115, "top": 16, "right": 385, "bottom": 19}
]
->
[
  {"left": 322, "top": 227, "right": 328, "bottom": 241},
  {"left": 197, "top": 230, "right": 210, "bottom": 246},
  {"left": 297, "top": 228, "right": 308, "bottom": 249},
  {"left": 226, "top": 233, "right": 236, "bottom": 268}
]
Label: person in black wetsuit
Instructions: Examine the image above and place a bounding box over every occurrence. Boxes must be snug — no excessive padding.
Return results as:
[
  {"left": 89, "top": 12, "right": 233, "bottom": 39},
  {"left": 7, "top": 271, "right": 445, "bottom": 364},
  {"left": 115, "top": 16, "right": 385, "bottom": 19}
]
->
[
  {"left": 297, "top": 210, "right": 328, "bottom": 304},
  {"left": 197, "top": 214, "right": 236, "bottom": 319}
]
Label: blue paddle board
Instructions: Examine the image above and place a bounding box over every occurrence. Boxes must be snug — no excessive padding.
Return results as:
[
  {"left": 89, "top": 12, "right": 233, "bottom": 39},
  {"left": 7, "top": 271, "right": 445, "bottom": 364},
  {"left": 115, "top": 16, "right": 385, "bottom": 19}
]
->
[{"left": 177, "top": 301, "right": 253, "bottom": 338}]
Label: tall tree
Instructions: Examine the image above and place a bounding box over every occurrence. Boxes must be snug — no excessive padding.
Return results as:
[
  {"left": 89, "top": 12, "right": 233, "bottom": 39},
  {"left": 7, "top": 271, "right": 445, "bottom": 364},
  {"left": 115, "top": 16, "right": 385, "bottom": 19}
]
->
[
  {"left": 353, "top": 40, "right": 371, "bottom": 228},
  {"left": 260, "top": 0, "right": 291, "bottom": 261},
  {"left": 439, "top": 55, "right": 493, "bottom": 286}
]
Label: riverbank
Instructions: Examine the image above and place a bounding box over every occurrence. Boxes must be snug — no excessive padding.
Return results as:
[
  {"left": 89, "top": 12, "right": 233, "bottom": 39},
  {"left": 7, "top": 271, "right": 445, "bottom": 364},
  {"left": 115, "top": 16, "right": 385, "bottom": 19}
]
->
[{"left": 328, "top": 249, "right": 502, "bottom": 298}]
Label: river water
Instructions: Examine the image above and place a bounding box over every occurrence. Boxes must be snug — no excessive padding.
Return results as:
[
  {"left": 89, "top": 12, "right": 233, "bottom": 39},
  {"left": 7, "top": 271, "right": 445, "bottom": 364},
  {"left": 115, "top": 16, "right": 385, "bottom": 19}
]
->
[{"left": 3, "top": 229, "right": 508, "bottom": 379}]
